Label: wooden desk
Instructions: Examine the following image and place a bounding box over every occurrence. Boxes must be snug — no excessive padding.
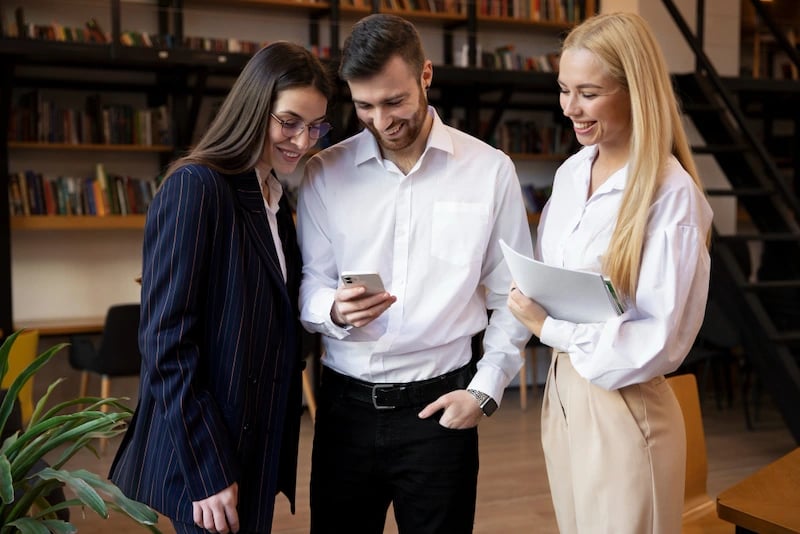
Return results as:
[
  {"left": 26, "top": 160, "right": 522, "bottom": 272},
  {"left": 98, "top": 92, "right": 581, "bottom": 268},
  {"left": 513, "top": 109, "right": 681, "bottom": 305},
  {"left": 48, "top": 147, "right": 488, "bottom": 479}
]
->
[
  {"left": 716, "top": 447, "right": 800, "bottom": 533},
  {"left": 14, "top": 317, "right": 105, "bottom": 336}
]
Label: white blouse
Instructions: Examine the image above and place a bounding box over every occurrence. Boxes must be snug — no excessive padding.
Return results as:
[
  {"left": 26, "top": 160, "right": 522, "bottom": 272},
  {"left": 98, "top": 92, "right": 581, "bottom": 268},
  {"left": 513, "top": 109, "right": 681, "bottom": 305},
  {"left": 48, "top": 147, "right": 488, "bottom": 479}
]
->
[{"left": 536, "top": 145, "right": 713, "bottom": 390}]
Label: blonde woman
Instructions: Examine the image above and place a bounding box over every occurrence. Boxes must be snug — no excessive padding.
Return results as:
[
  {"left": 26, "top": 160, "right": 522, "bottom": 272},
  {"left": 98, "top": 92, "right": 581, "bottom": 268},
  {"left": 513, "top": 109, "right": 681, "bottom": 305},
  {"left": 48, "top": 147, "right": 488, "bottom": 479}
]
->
[{"left": 507, "top": 12, "right": 712, "bottom": 534}]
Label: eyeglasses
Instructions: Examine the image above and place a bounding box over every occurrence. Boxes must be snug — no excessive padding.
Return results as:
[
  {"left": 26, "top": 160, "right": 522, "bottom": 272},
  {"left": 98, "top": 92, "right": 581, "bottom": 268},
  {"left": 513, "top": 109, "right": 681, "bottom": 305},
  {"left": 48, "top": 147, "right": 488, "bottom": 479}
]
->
[{"left": 270, "top": 113, "right": 332, "bottom": 140}]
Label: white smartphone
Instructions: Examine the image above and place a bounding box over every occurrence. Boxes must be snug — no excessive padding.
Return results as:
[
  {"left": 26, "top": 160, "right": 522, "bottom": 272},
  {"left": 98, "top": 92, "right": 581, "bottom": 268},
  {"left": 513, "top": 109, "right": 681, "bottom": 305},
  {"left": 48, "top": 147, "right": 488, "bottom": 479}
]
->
[{"left": 340, "top": 271, "right": 386, "bottom": 295}]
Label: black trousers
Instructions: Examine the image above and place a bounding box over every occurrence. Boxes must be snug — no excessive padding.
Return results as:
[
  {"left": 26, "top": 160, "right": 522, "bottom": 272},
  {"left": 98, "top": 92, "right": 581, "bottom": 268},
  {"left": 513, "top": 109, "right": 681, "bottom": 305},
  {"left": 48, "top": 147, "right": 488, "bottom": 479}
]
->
[{"left": 309, "top": 371, "right": 479, "bottom": 534}]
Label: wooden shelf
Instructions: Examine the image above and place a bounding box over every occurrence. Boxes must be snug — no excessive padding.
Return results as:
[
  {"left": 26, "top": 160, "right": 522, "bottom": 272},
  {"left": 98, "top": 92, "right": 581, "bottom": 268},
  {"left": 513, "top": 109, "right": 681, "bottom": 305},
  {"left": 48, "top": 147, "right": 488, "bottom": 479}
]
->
[
  {"left": 10, "top": 215, "right": 146, "bottom": 230},
  {"left": 8, "top": 141, "right": 173, "bottom": 152},
  {"left": 378, "top": 8, "right": 467, "bottom": 22},
  {"left": 476, "top": 15, "right": 574, "bottom": 30},
  {"left": 14, "top": 317, "right": 104, "bottom": 336},
  {"left": 185, "top": 0, "right": 331, "bottom": 10}
]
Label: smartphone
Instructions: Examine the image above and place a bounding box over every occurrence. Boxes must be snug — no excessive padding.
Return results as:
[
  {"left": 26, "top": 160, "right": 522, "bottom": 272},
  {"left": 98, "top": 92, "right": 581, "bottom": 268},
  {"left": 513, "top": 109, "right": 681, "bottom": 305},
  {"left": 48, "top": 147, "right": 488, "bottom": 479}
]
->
[{"left": 340, "top": 271, "right": 386, "bottom": 295}]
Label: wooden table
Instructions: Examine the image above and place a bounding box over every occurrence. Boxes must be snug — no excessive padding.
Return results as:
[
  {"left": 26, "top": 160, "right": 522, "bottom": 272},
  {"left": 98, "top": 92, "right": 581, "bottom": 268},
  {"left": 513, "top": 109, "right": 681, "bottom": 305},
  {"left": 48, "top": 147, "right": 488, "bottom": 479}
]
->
[
  {"left": 14, "top": 317, "right": 105, "bottom": 336},
  {"left": 716, "top": 447, "right": 800, "bottom": 533}
]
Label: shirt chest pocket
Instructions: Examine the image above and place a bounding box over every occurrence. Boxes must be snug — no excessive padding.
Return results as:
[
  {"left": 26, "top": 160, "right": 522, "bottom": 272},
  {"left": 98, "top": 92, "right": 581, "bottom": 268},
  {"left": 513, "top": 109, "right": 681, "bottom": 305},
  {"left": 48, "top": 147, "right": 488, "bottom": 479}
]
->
[{"left": 430, "top": 202, "right": 491, "bottom": 265}]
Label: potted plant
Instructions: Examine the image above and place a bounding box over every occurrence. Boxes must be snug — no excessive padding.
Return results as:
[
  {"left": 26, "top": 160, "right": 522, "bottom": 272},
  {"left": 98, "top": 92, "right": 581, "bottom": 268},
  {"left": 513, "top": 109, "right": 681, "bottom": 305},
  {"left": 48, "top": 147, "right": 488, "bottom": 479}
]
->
[{"left": 0, "top": 330, "right": 160, "bottom": 532}]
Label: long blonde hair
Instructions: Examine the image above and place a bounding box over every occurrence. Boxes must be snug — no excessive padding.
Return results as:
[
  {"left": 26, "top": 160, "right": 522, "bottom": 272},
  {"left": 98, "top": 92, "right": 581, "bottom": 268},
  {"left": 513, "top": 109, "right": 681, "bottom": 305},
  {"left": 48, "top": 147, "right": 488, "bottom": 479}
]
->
[{"left": 562, "top": 12, "right": 705, "bottom": 302}]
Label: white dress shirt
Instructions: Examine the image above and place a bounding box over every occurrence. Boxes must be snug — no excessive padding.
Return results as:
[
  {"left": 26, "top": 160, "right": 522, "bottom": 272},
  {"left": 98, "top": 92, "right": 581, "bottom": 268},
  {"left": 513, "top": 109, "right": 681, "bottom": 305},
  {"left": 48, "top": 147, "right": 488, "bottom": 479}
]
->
[
  {"left": 297, "top": 107, "right": 533, "bottom": 404},
  {"left": 256, "top": 169, "right": 287, "bottom": 282},
  {"left": 536, "top": 145, "right": 713, "bottom": 390}
]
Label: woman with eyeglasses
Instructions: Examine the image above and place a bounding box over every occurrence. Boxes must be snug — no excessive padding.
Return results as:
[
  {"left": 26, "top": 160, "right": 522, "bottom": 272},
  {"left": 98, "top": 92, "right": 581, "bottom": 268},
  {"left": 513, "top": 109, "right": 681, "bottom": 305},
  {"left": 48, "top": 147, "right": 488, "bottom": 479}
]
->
[{"left": 110, "top": 41, "right": 334, "bottom": 534}]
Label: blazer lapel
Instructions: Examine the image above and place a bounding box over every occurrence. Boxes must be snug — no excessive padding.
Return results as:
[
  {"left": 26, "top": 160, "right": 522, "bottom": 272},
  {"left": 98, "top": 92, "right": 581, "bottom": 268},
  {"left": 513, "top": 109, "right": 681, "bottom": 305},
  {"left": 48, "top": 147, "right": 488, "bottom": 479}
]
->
[{"left": 229, "top": 171, "right": 291, "bottom": 304}]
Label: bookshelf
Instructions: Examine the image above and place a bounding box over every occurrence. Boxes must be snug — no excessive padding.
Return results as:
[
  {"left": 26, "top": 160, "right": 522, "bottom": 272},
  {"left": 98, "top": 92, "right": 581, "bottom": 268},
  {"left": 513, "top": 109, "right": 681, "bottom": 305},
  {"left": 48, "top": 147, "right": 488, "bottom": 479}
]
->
[
  {"left": 10, "top": 215, "right": 146, "bottom": 231},
  {"left": 8, "top": 142, "right": 172, "bottom": 152},
  {"left": 0, "top": 0, "right": 594, "bottom": 335}
]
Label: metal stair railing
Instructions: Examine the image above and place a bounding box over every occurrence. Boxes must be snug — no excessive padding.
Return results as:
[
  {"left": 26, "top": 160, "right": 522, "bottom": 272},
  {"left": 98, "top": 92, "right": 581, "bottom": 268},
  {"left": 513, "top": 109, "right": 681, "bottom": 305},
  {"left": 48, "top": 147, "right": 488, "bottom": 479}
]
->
[{"left": 660, "top": 0, "right": 800, "bottom": 443}]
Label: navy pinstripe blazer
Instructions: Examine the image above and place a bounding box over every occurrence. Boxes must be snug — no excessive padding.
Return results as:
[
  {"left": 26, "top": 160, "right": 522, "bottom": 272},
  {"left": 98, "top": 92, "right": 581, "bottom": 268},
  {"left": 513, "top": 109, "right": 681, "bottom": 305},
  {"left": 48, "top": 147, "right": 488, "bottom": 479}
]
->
[{"left": 109, "top": 164, "right": 304, "bottom": 532}]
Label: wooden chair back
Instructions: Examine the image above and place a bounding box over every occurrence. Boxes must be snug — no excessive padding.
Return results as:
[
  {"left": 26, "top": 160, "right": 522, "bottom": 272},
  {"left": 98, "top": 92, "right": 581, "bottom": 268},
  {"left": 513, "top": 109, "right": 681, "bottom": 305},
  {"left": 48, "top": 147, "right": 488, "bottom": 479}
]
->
[{"left": 667, "top": 373, "right": 734, "bottom": 533}]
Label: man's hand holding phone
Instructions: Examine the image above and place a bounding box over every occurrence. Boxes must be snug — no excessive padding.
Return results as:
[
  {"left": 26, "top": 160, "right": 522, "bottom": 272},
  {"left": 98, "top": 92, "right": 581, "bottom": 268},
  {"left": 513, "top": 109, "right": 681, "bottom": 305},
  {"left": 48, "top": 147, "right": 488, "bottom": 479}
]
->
[{"left": 332, "top": 271, "right": 396, "bottom": 327}]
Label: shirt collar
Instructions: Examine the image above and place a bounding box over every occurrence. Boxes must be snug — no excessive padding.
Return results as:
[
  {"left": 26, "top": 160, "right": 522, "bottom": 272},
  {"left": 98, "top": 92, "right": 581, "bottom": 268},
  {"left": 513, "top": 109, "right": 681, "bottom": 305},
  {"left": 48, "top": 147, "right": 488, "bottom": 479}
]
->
[
  {"left": 254, "top": 168, "right": 284, "bottom": 214},
  {"left": 579, "top": 145, "right": 629, "bottom": 197},
  {"left": 353, "top": 106, "right": 455, "bottom": 168}
]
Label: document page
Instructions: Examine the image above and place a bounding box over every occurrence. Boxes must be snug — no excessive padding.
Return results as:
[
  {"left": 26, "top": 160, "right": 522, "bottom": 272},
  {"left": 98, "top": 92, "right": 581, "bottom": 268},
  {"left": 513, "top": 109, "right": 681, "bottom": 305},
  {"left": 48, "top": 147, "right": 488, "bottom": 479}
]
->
[{"left": 500, "top": 239, "right": 624, "bottom": 323}]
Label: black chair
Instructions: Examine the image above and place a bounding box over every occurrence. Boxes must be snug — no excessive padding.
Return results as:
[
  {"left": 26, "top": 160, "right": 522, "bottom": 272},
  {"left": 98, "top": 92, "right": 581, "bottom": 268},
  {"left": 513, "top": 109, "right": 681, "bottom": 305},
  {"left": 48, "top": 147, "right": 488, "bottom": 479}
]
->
[
  {"left": 680, "top": 298, "right": 742, "bottom": 410},
  {"left": 69, "top": 303, "right": 141, "bottom": 412}
]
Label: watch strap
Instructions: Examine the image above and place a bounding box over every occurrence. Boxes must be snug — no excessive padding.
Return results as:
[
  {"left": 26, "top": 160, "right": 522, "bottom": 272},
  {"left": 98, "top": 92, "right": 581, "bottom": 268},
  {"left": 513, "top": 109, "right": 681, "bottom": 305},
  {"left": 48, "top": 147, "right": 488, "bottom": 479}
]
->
[{"left": 467, "top": 388, "right": 498, "bottom": 416}]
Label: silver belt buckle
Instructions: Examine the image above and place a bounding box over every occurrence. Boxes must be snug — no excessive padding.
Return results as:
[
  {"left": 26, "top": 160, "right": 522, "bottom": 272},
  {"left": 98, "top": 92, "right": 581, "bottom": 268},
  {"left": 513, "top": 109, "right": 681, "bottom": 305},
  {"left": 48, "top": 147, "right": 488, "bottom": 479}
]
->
[{"left": 371, "top": 384, "right": 399, "bottom": 409}]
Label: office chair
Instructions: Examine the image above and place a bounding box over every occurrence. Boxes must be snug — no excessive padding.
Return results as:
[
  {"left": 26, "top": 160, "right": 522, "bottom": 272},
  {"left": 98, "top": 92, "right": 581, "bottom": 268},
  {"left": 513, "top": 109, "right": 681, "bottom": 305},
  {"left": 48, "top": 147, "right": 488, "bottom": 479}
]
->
[
  {"left": 680, "top": 298, "right": 742, "bottom": 411},
  {"left": 666, "top": 373, "right": 734, "bottom": 534},
  {"left": 69, "top": 303, "right": 141, "bottom": 450}
]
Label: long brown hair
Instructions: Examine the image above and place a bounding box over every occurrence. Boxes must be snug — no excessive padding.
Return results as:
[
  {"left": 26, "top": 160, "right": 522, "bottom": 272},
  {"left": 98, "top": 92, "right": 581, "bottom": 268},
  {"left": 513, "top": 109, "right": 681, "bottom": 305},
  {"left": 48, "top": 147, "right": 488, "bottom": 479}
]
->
[{"left": 164, "top": 41, "right": 334, "bottom": 178}]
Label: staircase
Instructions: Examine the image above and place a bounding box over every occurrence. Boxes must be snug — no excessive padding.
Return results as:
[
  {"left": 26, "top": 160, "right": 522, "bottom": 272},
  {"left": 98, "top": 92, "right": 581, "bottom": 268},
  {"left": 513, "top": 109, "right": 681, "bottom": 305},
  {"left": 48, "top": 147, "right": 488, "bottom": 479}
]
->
[{"left": 663, "top": 0, "right": 800, "bottom": 443}]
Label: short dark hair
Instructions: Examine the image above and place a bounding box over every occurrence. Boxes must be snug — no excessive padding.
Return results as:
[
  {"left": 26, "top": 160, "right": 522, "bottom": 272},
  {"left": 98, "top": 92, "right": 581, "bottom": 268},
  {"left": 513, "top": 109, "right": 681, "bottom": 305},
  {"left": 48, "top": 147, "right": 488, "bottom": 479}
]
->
[{"left": 339, "top": 14, "right": 425, "bottom": 81}]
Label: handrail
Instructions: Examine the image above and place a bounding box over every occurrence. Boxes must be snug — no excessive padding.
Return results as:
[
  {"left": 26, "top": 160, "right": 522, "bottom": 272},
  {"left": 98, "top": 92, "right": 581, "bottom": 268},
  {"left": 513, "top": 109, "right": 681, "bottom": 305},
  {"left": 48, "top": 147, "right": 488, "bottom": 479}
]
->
[{"left": 659, "top": 0, "right": 800, "bottom": 222}]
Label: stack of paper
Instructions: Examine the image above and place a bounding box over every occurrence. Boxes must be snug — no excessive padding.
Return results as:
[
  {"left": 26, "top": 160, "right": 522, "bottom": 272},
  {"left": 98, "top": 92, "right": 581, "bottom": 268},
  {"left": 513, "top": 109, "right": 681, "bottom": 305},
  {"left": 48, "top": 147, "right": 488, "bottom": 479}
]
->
[{"left": 500, "top": 239, "right": 625, "bottom": 323}]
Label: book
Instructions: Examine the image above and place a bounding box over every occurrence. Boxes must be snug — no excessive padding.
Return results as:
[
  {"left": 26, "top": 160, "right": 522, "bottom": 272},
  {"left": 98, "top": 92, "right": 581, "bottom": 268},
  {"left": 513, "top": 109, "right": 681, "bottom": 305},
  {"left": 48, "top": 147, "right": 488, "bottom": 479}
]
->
[{"left": 500, "top": 239, "right": 625, "bottom": 323}]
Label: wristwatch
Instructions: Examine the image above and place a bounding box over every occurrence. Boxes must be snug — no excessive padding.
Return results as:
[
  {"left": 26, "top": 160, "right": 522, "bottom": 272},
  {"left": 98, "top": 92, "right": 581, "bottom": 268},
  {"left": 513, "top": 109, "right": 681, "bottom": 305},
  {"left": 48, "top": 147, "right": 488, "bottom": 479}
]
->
[{"left": 467, "top": 389, "right": 498, "bottom": 417}]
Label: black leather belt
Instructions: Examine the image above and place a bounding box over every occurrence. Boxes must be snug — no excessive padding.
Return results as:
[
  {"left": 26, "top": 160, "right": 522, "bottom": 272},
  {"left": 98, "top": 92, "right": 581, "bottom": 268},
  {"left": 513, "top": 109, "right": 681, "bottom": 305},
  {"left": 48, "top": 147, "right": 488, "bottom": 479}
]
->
[{"left": 321, "top": 364, "right": 475, "bottom": 410}]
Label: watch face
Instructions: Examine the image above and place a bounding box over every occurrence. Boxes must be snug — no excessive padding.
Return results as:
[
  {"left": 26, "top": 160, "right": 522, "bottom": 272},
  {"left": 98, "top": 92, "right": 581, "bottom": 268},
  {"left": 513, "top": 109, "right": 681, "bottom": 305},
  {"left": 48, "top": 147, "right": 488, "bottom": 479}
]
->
[{"left": 482, "top": 398, "right": 498, "bottom": 416}]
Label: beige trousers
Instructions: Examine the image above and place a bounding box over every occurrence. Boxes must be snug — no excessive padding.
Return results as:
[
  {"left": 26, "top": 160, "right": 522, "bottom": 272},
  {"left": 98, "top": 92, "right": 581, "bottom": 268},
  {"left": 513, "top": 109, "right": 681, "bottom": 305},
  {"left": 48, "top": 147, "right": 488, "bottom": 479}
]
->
[{"left": 541, "top": 351, "right": 686, "bottom": 534}]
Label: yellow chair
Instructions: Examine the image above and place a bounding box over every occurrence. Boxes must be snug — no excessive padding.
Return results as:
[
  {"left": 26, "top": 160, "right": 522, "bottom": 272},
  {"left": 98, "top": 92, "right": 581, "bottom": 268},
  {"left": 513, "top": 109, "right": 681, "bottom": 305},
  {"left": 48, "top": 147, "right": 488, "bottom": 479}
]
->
[
  {"left": 2, "top": 330, "right": 39, "bottom": 424},
  {"left": 666, "top": 373, "right": 734, "bottom": 534}
]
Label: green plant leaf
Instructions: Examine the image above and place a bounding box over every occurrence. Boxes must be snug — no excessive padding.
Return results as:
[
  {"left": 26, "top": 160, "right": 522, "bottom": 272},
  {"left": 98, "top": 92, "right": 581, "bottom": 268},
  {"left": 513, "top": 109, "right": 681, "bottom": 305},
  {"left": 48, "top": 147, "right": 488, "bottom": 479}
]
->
[
  {"left": 39, "top": 520, "right": 77, "bottom": 534},
  {"left": 0, "top": 336, "right": 65, "bottom": 440},
  {"left": 4, "top": 517, "right": 51, "bottom": 534},
  {"left": 0, "top": 331, "right": 22, "bottom": 440},
  {"left": 28, "top": 377, "right": 66, "bottom": 427},
  {"left": 0, "top": 330, "right": 20, "bottom": 383},
  {"left": 67, "top": 469, "right": 158, "bottom": 525},
  {"left": 0, "top": 332, "right": 157, "bottom": 532},
  {"left": 30, "top": 467, "right": 108, "bottom": 518},
  {"left": 30, "top": 497, "right": 83, "bottom": 520},
  {"left": 0, "top": 453, "right": 12, "bottom": 504}
]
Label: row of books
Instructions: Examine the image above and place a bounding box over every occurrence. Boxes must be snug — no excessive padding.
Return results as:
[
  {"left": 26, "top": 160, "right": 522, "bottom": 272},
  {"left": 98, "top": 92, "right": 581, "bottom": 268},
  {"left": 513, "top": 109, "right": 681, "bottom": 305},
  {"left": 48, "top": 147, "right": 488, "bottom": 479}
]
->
[
  {"left": 344, "top": 0, "right": 585, "bottom": 20},
  {"left": 493, "top": 119, "right": 578, "bottom": 156},
  {"left": 9, "top": 91, "right": 171, "bottom": 146},
  {"left": 454, "top": 43, "right": 560, "bottom": 71},
  {"left": 8, "top": 165, "right": 159, "bottom": 217},
  {"left": 478, "top": 0, "right": 590, "bottom": 22},
  {"left": 2, "top": 1, "right": 590, "bottom": 48},
  {"left": 182, "top": 36, "right": 270, "bottom": 56},
  {"left": 4, "top": 7, "right": 109, "bottom": 43},
  {"left": 377, "top": 0, "right": 465, "bottom": 15}
]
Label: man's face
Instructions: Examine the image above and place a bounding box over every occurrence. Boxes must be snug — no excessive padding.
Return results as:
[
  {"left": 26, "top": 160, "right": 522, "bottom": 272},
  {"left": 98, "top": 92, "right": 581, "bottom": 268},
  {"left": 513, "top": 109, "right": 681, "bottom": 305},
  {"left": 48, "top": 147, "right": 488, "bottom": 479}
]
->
[{"left": 348, "top": 55, "right": 431, "bottom": 156}]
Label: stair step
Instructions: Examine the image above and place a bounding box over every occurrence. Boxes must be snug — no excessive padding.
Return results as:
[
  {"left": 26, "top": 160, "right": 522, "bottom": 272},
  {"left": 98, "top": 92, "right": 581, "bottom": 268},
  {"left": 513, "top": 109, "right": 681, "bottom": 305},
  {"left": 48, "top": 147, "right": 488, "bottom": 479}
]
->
[
  {"left": 717, "top": 233, "right": 800, "bottom": 242},
  {"left": 682, "top": 102, "right": 723, "bottom": 113},
  {"left": 705, "top": 187, "right": 773, "bottom": 197},
  {"left": 744, "top": 280, "right": 800, "bottom": 289},
  {"left": 771, "top": 331, "right": 800, "bottom": 343}
]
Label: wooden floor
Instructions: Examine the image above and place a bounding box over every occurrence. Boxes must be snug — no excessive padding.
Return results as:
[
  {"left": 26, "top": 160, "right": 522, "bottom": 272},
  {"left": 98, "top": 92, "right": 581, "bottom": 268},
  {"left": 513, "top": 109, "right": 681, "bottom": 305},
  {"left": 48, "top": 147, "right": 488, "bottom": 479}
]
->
[{"left": 32, "top": 342, "right": 797, "bottom": 533}]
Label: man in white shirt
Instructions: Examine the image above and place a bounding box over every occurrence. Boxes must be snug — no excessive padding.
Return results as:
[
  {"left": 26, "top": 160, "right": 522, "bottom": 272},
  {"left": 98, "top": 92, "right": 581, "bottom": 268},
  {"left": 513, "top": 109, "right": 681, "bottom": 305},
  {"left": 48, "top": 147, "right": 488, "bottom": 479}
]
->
[{"left": 296, "top": 13, "right": 532, "bottom": 534}]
